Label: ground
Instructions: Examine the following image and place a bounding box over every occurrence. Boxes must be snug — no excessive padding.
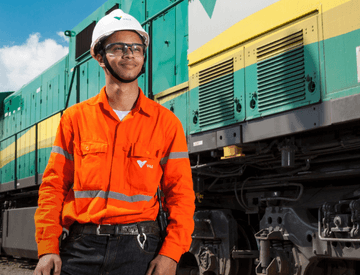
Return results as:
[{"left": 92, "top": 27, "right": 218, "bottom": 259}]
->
[{"left": 0, "top": 258, "right": 35, "bottom": 275}]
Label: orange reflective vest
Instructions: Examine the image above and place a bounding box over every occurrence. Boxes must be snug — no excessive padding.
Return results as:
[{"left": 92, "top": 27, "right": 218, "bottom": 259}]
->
[{"left": 34, "top": 87, "right": 195, "bottom": 262}]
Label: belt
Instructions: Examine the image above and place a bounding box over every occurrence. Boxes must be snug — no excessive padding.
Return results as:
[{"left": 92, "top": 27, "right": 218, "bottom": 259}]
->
[{"left": 71, "top": 221, "right": 160, "bottom": 237}]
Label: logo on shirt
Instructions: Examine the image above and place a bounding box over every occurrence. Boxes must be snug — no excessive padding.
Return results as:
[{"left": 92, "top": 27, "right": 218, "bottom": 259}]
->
[{"left": 137, "top": 160, "right": 147, "bottom": 168}]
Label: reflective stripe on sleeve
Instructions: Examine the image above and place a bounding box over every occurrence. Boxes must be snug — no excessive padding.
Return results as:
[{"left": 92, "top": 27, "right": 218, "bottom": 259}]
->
[
  {"left": 160, "top": 151, "right": 189, "bottom": 165},
  {"left": 74, "top": 190, "right": 152, "bottom": 203},
  {"left": 51, "top": 146, "right": 74, "bottom": 161}
]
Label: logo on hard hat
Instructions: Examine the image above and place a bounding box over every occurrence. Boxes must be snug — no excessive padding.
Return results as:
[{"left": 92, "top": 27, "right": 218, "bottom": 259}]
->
[{"left": 114, "top": 16, "right": 131, "bottom": 21}]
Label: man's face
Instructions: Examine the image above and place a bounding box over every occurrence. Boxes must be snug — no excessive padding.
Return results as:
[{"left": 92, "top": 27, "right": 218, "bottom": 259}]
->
[{"left": 102, "top": 30, "right": 145, "bottom": 82}]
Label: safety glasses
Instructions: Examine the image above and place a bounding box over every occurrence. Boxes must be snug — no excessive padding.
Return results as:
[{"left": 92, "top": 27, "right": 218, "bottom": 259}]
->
[{"left": 104, "top": 43, "right": 145, "bottom": 57}]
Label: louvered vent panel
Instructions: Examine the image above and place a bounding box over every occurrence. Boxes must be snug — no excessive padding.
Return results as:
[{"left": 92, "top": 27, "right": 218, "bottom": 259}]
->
[
  {"left": 257, "top": 30, "right": 305, "bottom": 112},
  {"left": 199, "top": 59, "right": 234, "bottom": 128}
]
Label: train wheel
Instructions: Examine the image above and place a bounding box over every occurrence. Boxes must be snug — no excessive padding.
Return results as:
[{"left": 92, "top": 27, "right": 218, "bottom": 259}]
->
[{"left": 231, "top": 223, "right": 257, "bottom": 275}]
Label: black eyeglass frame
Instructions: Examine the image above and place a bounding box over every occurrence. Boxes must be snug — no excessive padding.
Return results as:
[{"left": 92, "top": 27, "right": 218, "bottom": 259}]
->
[{"left": 104, "top": 42, "right": 145, "bottom": 56}]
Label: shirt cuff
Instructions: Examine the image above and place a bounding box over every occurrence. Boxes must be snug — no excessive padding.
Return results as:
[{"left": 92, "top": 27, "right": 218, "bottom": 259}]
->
[
  {"left": 159, "top": 241, "right": 185, "bottom": 263},
  {"left": 37, "top": 238, "right": 60, "bottom": 258}
]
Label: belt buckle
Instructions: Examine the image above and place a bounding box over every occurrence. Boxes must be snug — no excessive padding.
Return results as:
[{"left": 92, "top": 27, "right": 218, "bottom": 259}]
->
[{"left": 96, "top": 224, "right": 112, "bottom": 236}]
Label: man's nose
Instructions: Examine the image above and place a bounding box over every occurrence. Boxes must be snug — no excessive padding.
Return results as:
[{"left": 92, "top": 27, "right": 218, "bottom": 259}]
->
[{"left": 123, "top": 47, "right": 134, "bottom": 56}]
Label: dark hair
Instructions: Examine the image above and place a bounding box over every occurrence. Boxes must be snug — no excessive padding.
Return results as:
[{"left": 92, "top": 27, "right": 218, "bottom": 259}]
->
[{"left": 93, "top": 35, "right": 111, "bottom": 56}]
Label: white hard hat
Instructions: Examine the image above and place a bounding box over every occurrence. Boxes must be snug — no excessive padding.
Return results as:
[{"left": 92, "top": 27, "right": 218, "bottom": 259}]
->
[{"left": 90, "top": 9, "right": 149, "bottom": 57}]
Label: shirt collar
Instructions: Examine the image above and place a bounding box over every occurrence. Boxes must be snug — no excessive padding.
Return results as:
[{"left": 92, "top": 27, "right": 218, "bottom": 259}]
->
[{"left": 87, "top": 86, "right": 153, "bottom": 117}]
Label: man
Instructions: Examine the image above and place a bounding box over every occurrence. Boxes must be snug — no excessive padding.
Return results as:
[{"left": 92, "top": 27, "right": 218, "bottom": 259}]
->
[{"left": 34, "top": 9, "right": 195, "bottom": 275}]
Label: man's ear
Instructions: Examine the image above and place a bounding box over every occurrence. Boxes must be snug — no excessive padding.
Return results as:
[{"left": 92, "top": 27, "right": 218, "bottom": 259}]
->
[{"left": 95, "top": 54, "right": 106, "bottom": 68}]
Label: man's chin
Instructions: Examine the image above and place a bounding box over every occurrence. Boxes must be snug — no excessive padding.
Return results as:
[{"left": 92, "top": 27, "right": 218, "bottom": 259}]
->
[{"left": 111, "top": 72, "right": 140, "bottom": 83}]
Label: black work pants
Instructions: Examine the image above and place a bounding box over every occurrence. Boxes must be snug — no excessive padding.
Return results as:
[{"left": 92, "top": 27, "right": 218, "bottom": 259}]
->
[{"left": 60, "top": 230, "right": 162, "bottom": 275}]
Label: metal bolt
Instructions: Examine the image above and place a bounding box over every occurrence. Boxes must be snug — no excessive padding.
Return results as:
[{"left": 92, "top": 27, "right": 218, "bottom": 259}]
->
[{"left": 334, "top": 216, "right": 341, "bottom": 227}]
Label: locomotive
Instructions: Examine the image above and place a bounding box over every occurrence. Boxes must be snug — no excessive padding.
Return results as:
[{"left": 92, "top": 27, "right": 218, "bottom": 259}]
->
[{"left": 1, "top": 0, "right": 360, "bottom": 274}]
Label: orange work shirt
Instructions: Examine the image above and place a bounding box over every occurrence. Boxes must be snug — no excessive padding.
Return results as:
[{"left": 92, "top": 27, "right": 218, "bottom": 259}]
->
[{"left": 34, "top": 87, "right": 195, "bottom": 262}]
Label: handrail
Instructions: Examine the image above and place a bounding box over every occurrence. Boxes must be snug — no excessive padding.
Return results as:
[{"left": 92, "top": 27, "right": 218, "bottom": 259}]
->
[
  {"left": 75, "top": 55, "right": 93, "bottom": 67},
  {"left": 65, "top": 66, "right": 78, "bottom": 109},
  {"left": 66, "top": 55, "right": 93, "bottom": 108},
  {"left": 1, "top": 56, "right": 88, "bottom": 142},
  {"left": 1, "top": 110, "right": 63, "bottom": 143}
]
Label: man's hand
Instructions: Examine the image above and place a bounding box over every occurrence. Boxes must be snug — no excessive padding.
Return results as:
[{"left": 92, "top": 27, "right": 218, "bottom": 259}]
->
[
  {"left": 146, "top": 254, "right": 177, "bottom": 275},
  {"left": 34, "top": 254, "right": 61, "bottom": 275}
]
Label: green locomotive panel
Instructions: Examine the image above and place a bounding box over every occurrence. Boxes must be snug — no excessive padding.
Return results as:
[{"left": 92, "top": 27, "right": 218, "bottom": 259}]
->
[{"left": 322, "top": 28, "right": 360, "bottom": 101}]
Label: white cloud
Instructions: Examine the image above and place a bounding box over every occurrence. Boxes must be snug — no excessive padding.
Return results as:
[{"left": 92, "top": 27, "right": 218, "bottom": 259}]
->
[
  {"left": 0, "top": 33, "right": 69, "bottom": 92},
  {"left": 57, "top": 31, "right": 70, "bottom": 43}
]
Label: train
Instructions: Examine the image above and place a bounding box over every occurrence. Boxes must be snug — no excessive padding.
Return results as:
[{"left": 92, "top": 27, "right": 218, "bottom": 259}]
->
[{"left": 1, "top": 0, "right": 360, "bottom": 274}]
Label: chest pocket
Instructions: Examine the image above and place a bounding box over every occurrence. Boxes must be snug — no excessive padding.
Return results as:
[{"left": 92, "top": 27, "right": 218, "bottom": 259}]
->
[
  {"left": 126, "top": 142, "right": 162, "bottom": 194},
  {"left": 80, "top": 142, "right": 108, "bottom": 155},
  {"left": 75, "top": 141, "right": 108, "bottom": 190}
]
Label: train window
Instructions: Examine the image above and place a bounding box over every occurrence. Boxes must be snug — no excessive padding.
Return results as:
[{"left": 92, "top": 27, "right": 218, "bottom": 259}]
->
[
  {"left": 106, "top": 4, "right": 119, "bottom": 15},
  {"left": 75, "top": 21, "right": 96, "bottom": 59}
]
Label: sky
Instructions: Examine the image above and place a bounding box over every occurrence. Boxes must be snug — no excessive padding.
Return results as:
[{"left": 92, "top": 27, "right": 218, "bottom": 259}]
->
[{"left": 0, "top": 0, "right": 108, "bottom": 93}]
